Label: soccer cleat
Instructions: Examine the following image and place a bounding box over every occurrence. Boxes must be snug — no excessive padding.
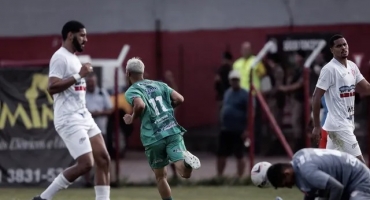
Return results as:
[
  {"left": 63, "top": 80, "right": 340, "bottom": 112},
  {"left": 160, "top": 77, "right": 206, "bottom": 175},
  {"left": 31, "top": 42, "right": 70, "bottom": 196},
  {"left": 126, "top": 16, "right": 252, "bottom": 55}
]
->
[
  {"left": 183, "top": 151, "right": 201, "bottom": 169},
  {"left": 32, "top": 196, "right": 46, "bottom": 200}
]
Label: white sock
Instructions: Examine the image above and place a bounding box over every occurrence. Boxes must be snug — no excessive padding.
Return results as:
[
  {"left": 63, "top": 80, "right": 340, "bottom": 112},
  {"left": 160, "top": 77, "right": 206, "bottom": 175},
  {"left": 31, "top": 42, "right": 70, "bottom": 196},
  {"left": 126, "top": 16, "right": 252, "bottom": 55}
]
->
[
  {"left": 95, "top": 185, "right": 110, "bottom": 200},
  {"left": 40, "top": 173, "right": 72, "bottom": 200}
]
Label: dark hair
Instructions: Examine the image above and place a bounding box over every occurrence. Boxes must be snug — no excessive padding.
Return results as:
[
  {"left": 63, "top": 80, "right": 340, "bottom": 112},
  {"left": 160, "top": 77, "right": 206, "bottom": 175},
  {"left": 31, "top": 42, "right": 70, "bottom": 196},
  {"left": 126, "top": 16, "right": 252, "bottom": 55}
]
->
[
  {"left": 223, "top": 51, "right": 233, "bottom": 60},
  {"left": 329, "top": 34, "right": 344, "bottom": 48},
  {"left": 61, "top": 20, "right": 85, "bottom": 41},
  {"left": 266, "top": 163, "right": 291, "bottom": 189}
]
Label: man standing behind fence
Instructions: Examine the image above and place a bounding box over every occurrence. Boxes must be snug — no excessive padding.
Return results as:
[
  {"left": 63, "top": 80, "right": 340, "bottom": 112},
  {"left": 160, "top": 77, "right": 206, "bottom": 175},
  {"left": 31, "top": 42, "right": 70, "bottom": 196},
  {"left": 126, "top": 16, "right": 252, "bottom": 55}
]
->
[
  {"left": 233, "top": 41, "right": 266, "bottom": 154},
  {"left": 217, "top": 70, "right": 248, "bottom": 179}
]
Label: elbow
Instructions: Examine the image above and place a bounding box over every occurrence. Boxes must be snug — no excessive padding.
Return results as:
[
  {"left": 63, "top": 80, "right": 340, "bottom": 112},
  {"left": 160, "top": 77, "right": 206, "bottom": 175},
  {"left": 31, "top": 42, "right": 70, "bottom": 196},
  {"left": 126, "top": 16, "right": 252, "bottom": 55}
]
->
[
  {"left": 136, "top": 102, "right": 146, "bottom": 112},
  {"left": 47, "top": 86, "right": 56, "bottom": 96},
  {"left": 177, "top": 95, "right": 184, "bottom": 104}
]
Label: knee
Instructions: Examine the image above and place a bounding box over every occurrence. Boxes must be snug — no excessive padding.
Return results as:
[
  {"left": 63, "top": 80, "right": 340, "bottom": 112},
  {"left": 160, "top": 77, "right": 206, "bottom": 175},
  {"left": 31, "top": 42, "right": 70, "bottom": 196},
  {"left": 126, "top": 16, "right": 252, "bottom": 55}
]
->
[
  {"left": 78, "top": 159, "right": 94, "bottom": 174},
  {"left": 181, "top": 173, "right": 191, "bottom": 179},
  {"left": 155, "top": 171, "right": 168, "bottom": 182},
  {"left": 96, "top": 151, "right": 111, "bottom": 169}
]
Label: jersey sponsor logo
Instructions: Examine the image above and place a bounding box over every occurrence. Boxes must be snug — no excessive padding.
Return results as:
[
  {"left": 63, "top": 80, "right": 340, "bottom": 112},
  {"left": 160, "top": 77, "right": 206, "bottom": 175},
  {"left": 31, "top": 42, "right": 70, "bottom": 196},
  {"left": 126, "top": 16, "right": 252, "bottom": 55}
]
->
[
  {"left": 159, "top": 121, "right": 177, "bottom": 132},
  {"left": 338, "top": 85, "right": 355, "bottom": 98},
  {"left": 74, "top": 81, "right": 86, "bottom": 91},
  {"left": 154, "top": 114, "right": 168, "bottom": 124},
  {"left": 144, "top": 86, "right": 158, "bottom": 94}
]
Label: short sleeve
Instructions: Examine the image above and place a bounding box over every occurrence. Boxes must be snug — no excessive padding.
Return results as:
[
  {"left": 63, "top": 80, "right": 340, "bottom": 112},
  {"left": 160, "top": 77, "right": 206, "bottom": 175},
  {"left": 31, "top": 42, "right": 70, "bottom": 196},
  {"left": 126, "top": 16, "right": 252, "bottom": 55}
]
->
[
  {"left": 299, "top": 163, "right": 330, "bottom": 190},
  {"left": 354, "top": 64, "right": 364, "bottom": 84},
  {"left": 256, "top": 62, "right": 266, "bottom": 77},
  {"left": 316, "top": 67, "right": 333, "bottom": 91},
  {"left": 161, "top": 82, "right": 173, "bottom": 96},
  {"left": 124, "top": 88, "right": 143, "bottom": 106},
  {"left": 49, "top": 57, "right": 67, "bottom": 79}
]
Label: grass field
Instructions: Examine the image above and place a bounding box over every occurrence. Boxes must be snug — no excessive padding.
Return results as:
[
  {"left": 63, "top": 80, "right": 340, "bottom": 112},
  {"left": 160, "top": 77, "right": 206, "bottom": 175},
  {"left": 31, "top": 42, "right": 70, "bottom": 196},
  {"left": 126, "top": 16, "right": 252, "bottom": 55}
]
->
[{"left": 1, "top": 186, "right": 302, "bottom": 200}]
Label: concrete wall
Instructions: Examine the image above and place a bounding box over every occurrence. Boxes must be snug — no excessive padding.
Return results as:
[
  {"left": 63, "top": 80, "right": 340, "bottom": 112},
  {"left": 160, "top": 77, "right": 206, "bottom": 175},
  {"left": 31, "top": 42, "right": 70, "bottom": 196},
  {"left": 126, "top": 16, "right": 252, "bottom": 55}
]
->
[{"left": 1, "top": 0, "right": 369, "bottom": 36}]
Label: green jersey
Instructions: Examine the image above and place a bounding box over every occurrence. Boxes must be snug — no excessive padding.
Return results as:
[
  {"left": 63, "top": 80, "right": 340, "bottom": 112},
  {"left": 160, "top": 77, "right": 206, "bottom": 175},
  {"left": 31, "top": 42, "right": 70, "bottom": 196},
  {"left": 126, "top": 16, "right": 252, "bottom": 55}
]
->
[{"left": 125, "top": 79, "right": 186, "bottom": 146}]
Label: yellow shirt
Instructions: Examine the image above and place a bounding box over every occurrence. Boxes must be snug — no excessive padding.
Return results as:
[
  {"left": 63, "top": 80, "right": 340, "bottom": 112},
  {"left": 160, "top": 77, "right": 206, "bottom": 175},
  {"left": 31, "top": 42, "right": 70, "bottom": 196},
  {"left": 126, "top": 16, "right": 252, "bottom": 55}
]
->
[
  {"left": 232, "top": 56, "right": 266, "bottom": 91},
  {"left": 110, "top": 93, "right": 132, "bottom": 114}
]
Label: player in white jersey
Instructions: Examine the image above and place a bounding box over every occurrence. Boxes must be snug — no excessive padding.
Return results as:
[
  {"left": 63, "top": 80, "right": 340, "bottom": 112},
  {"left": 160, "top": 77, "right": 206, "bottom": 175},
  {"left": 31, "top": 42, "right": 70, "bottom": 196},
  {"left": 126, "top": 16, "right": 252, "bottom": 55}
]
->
[
  {"left": 312, "top": 34, "right": 370, "bottom": 164},
  {"left": 33, "top": 21, "right": 111, "bottom": 200}
]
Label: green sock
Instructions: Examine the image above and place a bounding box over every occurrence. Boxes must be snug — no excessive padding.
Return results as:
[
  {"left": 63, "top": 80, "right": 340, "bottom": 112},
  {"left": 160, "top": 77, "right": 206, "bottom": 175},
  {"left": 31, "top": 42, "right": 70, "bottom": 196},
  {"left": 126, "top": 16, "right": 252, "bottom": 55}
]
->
[
  {"left": 184, "top": 160, "right": 192, "bottom": 169},
  {"left": 163, "top": 198, "right": 173, "bottom": 200}
]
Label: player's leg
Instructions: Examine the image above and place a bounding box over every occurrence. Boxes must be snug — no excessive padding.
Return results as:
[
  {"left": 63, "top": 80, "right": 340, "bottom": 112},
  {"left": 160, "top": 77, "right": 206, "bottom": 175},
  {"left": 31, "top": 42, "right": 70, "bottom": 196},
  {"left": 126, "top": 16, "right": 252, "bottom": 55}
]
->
[
  {"left": 216, "top": 131, "right": 233, "bottom": 177},
  {"left": 169, "top": 134, "right": 201, "bottom": 179},
  {"left": 319, "top": 129, "right": 328, "bottom": 149},
  {"left": 328, "top": 131, "right": 365, "bottom": 163},
  {"left": 145, "top": 140, "right": 172, "bottom": 199},
  {"left": 88, "top": 123, "right": 111, "bottom": 200},
  {"left": 232, "top": 131, "right": 246, "bottom": 178},
  {"left": 340, "top": 131, "right": 365, "bottom": 164},
  {"left": 35, "top": 126, "right": 94, "bottom": 200}
]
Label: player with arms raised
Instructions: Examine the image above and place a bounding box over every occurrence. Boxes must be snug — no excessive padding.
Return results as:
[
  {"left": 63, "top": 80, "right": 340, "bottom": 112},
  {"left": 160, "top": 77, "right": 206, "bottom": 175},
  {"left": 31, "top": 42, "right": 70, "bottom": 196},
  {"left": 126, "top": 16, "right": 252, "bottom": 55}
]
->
[
  {"left": 33, "top": 21, "right": 111, "bottom": 200},
  {"left": 312, "top": 34, "right": 370, "bottom": 163},
  {"left": 123, "top": 57, "right": 201, "bottom": 200},
  {"left": 267, "top": 148, "right": 370, "bottom": 200}
]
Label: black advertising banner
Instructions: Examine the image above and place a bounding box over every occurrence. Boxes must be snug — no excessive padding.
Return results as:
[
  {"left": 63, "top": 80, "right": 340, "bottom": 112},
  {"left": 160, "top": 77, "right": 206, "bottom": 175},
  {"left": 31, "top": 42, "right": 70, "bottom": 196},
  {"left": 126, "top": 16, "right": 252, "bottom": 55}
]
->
[
  {"left": 267, "top": 32, "right": 338, "bottom": 62},
  {"left": 0, "top": 67, "right": 81, "bottom": 187}
]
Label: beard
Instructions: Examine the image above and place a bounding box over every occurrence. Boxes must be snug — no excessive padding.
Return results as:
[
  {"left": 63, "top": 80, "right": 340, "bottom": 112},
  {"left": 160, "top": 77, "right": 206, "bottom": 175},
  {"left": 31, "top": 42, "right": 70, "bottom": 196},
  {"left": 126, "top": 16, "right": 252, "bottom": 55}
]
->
[{"left": 72, "top": 36, "right": 84, "bottom": 52}]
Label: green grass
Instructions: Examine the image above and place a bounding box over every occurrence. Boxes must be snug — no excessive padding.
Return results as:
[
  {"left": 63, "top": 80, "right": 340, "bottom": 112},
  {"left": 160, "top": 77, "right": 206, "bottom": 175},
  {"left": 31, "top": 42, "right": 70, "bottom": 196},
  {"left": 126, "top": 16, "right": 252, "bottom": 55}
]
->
[{"left": 0, "top": 186, "right": 302, "bottom": 200}]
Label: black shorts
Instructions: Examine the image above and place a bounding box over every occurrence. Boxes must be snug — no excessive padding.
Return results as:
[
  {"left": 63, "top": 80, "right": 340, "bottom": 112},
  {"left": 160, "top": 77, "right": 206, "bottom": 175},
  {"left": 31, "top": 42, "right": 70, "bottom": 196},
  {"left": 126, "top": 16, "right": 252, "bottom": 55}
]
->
[{"left": 217, "top": 130, "right": 245, "bottom": 159}]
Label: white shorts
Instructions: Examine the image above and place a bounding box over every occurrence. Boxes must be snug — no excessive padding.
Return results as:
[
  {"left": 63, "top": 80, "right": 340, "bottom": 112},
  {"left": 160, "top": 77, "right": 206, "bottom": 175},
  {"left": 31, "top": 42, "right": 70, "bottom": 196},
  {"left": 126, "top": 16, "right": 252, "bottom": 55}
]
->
[
  {"left": 55, "top": 111, "right": 101, "bottom": 159},
  {"left": 326, "top": 129, "right": 362, "bottom": 157}
]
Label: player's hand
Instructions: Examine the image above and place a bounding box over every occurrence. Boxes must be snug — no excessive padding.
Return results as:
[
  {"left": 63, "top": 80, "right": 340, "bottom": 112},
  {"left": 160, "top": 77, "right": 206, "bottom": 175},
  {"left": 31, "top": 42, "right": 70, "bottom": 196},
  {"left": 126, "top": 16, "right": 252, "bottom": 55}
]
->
[
  {"left": 123, "top": 114, "right": 133, "bottom": 124},
  {"left": 79, "top": 63, "right": 93, "bottom": 78},
  {"left": 312, "top": 127, "right": 321, "bottom": 145}
]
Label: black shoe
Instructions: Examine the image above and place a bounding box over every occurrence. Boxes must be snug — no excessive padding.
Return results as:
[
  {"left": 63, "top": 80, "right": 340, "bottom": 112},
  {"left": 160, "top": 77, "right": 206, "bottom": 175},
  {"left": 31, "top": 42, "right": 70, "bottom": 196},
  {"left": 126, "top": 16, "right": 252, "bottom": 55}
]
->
[{"left": 32, "top": 196, "right": 46, "bottom": 200}]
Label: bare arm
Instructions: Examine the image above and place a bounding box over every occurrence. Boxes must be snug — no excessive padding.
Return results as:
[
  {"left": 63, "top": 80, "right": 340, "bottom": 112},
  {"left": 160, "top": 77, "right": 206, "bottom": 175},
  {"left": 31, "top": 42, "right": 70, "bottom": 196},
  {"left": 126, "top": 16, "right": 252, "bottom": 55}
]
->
[
  {"left": 48, "top": 77, "right": 77, "bottom": 95},
  {"left": 48, "top": 58, "right": 92, "bottom": 95},
  {"left": 356, "top": 79, "right": 370, "bottom": 94},
  {"left": 131, "top": 97, "right": 145, "bottom": 119},
  {"left": 312, "top": 87, "right": 326, "bottom": 128},
  {"left": 285, "top": 78, "right": 303, "bottom": 92},
  {"left": 170, "top": 90, "right": 184, "bottom": 108}
]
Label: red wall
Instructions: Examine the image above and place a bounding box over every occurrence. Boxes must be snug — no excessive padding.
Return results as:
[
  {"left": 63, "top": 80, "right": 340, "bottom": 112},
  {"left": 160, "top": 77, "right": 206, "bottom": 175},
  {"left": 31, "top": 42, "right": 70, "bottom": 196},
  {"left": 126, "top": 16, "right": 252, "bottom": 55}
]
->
[{"left": 1, "top": 24, "right": 370, "bottom": 147}]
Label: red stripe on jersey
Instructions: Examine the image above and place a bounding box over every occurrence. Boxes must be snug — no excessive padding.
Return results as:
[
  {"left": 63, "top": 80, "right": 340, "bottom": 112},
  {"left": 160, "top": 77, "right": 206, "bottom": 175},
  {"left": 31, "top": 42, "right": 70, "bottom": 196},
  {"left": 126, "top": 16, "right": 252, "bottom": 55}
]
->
[{"left": 74, "top": 86, "right": 86, "bottom": 91}]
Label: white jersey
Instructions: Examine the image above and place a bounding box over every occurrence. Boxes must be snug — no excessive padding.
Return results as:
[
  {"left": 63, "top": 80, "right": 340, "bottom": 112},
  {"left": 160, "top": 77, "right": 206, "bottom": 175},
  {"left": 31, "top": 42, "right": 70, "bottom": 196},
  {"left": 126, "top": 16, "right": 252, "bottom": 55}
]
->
[
  {"left": 316, "top": 58, "right": 364, "bottom": 132},
  {"left": 49, "top": 47, "right": 86, "bottom": 128}
]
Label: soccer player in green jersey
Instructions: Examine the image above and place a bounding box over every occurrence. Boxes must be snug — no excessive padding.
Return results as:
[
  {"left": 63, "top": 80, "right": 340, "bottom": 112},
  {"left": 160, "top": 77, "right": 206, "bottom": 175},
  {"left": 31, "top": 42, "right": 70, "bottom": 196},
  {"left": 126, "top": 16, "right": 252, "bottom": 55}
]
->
[{"left": 123, "top": 57, "right": 201, "bottom": 200}]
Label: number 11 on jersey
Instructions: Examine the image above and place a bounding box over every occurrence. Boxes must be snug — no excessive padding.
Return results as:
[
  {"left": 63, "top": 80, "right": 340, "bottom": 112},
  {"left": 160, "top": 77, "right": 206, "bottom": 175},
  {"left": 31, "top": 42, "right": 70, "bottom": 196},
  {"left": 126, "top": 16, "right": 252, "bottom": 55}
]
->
[{"left": 149, "top": 96, "right": 168, "bottom": 115}]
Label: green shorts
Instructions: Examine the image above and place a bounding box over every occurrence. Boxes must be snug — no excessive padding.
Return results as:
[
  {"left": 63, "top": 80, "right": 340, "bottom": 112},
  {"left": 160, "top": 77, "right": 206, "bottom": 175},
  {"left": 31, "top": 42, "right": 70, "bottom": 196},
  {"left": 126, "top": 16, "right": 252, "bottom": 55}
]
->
[{"left": 144, "top": 134, "right": 187, "bottom": 169}]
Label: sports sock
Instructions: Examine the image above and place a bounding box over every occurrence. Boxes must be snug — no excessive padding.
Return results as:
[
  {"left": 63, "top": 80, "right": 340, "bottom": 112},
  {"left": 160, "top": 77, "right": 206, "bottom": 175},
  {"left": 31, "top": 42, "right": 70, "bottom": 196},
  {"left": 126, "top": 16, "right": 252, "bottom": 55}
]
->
[
  {"left": 95, "top": 185, "right": 110, "bottom": 200},
  {"left": 40, "top": 173, "right": 72, "bottom": 200},
  {"left": 163, "top": 198, "right": 173, "bottom": 200}
]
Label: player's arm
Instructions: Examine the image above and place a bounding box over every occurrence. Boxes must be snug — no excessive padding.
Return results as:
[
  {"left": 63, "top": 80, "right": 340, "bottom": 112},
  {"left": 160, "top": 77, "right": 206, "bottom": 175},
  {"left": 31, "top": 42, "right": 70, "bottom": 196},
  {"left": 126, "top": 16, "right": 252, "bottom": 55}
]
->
[
  {"left": 312, "top": 67, "right": 332, "bottom": 128},
  {"left": 312, "top": 88, "right": 326, "bottom": 128},
  {"left": 131, "top": 98, "right": 145, "bottom": 119},
  {"left": 170, "top": 90, "right": 184, "bottom": 108},
  {"left": 124, "top": 90, "right": 145, "bottom": 120},
  {"left": 300, "top": 165, "right": 343, "bottom": 200},
  {"left": 353, "top": 63, "right": 370, "bottom": 94},
  {"left": 48, "top": 59, "right": 75, "bottom": 95},
  {"left": 48, "top": 59, "right": 92, "bottom": 95}
]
